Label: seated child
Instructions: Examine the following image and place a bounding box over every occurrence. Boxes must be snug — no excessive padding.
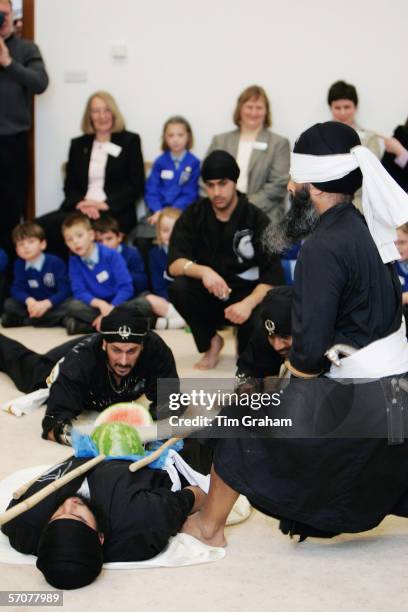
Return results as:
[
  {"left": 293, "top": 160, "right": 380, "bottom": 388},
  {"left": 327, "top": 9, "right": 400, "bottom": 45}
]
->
[
  {"left": 0, "top": 246, "right": 8, "bottom": 312},
  {"left": 93, "top": 215, "right": 148, "bottom": 295},
  {"left": 2, "top": 222, "right": 72, "bottom": 328},
  {"left": 145, "top": 116, "right": 200, "bottom": 225},
  {"left": 145, "top": 207, "right": 185, "bottom": 329},
  {"left": 395, "top": 223, "right": 408, "bottom": 335},
  {"left": 62, "top": 212, "right": 138, "bottom": 335}
]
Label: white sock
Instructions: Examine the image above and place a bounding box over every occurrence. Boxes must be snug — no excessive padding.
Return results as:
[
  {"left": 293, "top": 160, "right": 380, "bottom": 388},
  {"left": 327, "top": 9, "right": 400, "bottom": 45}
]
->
[{"left": 155, "top": 317, "right": 168, "bottom": 330}]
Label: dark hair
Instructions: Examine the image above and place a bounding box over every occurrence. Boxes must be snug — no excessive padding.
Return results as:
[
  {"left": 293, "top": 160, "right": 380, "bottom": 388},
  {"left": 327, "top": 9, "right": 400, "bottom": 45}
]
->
[
  {"left": 46, "top": 493, "right": 106, "bottom": 534},
  {"left": 12, "top": 222, "right": 45, "bottom": 244},
  {"left": 92, "top": 215, "right": 121, "bottom": 235},
  {"left": 161, "top": 116, "right": 194, "bottom": 151},
  {"left": 327, "top": 80, "right": 358, "bottom": 106},
  {"left": 62, "top": 212, "right": 93, "bottom": 233}
]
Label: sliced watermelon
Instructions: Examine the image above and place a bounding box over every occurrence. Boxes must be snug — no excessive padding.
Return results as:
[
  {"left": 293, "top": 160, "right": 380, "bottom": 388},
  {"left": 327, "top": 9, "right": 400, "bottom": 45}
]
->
[
  {"left": 94, "top": 402, "right": 153, "bottom": 429},
  {"left": 91, "top": 422, "right": 144, "bottom": 456}
]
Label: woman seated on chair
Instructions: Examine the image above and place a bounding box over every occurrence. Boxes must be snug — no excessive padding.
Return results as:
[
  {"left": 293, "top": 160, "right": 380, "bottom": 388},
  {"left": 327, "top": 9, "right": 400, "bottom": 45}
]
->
[{"left": 36, "top": 91, "right": 145, "bottom": 257}]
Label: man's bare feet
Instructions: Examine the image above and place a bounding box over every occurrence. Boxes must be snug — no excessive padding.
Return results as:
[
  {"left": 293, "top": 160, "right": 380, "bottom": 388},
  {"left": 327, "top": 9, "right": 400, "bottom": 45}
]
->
[
  {"left": 181, "top": 512, "right": 227, "bottom": 547},
  {"left": 194, "top": 334, "right": 224, "bottom": 370}
]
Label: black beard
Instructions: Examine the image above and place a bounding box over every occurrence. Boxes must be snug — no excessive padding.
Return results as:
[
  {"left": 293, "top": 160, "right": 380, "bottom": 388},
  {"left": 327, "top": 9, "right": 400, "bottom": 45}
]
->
[{"left": 263, "top": 188, "right": 320, "bottom": 254}]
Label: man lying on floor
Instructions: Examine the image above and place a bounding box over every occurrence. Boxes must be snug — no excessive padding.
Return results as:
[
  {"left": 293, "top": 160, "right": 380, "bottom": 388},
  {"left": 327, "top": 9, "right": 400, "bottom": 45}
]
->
[{"left": 1, "top": 456, "right": 206, "bottom": 589}]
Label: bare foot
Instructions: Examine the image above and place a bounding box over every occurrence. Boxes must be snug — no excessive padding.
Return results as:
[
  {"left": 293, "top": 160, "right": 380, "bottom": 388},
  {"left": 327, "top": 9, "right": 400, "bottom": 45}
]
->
[
  {"left": 181, "top": 512, "right": 227, "bottom": 547},
  {"left": 194, "top": 334, "right": 224, "bottom": 370}
]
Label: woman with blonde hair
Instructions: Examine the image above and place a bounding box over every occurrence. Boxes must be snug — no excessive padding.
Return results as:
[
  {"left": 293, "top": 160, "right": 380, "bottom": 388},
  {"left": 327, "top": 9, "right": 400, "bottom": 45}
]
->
[
  {"left": 37, "top": 91, "right": 144, "bottom": 257},
  {"left": 205, "top": 85, "right": 290, "bottom": 224}
]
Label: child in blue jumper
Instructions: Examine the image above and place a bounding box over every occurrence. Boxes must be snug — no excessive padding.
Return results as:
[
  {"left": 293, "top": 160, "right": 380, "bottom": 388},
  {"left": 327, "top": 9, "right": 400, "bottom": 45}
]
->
[
  {"left": 145, "top": 207, "right": 185, "bottom": 329},
  {"left": 2, "top": 222, "right": 72, "bottom": 327},
  {"left": 145, "top": 116, "right": 200, "bottom": 225},
  {"left": 93, "top": 215, "right": 148, "bottom": 295},
  {"left": 62, "top": 213, "right": 138, "bottom": 335}
]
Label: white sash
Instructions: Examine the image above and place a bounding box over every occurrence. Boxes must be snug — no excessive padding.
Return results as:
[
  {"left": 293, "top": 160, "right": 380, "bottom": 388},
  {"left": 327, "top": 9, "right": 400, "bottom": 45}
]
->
[{"left": 325, "top": 322, "right": 408, "bottom": 379}]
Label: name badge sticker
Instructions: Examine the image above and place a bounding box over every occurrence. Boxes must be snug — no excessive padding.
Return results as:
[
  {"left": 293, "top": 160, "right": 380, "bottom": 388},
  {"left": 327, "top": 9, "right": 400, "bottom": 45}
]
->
[
  {"left": 104, "top": 142, "right": 122, "bottom": 157},
  {"left": 161, "top": 170, "right": 174, "bottom": 180},
  {"left": 96, "top": 270, "right": 110, "bottom": 283},
  {"left": 253, "top": 141, "right": 268, "bottom": 151},
  {"left": 28, "top": 279, "right": 39, "bottom": 288}
]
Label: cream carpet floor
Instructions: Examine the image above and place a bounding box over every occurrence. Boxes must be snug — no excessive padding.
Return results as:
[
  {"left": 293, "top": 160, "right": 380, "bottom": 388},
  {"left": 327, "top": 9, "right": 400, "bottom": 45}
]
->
[{"left": 0, "top": 326, "right": 407, "bottom": 612}]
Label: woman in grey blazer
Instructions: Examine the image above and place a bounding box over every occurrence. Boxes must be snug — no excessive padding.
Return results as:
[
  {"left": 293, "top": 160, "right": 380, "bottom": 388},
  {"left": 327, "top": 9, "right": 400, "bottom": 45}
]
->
[{"left": 206, "top": 85, "right": 290, "bottom": 223}]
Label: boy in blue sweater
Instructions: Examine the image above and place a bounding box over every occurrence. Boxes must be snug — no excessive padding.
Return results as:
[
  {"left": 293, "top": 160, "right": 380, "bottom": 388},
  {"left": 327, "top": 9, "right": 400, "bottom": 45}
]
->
[
  {"left": 93, "top": 215, "right": 148, "bottom": 295},
  {"left": 2, "top": 223, "right": 72, "bottom": 327},
  {"left": 62, "top": 213, "right": 141, "bottom": 335}
]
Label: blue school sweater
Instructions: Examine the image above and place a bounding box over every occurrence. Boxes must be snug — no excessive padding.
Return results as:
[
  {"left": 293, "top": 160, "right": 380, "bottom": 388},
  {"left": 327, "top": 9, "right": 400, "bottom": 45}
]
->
[
  {"left": 11, "top": 253, "right": 71, "bottom": 306},
  {"left": 0, "top": 249, "right": 8, "bottom": 273},
  {"left": 145, "top": 150, "right": 200, "bottom": 212},
  {"left": 69, "top": 243, "right": 133, "bottom": 306},
  {"left": 148, "top": 245, "right": 173, "bottom": 300},
  {"left": 119, "top": 244, "right": 148, "bottom": 295},
  {"left": 395, "top": 260, "right": 408, "bottom": 292}
]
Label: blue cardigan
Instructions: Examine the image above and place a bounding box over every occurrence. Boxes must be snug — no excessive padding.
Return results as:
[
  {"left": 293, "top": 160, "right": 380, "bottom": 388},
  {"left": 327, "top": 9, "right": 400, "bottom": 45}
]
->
[
  {"left": 120, "top": 244, "right": 148, "bottom": 295},
  {"left": 69, "top": 243, "right": 133, "bottom": 305},
  {"left": 145, "top": 150, "right": 200, "bottom": 212},
  {"left": 11, "top": 253, "right": 71, "bottom": 306},
  {"left": 148, "top": 245, "right": 172, "bottom": 299}
]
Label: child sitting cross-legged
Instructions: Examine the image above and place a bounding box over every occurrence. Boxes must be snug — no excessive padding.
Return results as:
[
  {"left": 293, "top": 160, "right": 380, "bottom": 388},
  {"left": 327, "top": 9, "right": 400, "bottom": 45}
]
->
[
  {"left": 62, "top": 212, "right": 138, "bottom": 335},
  {"left": 145, "top": 207, "right": 185, "bottom": 329},
  {"left": 93, "top": 215, "right": 148, "bottom": 296},
  {"left": 2, "top": 222, "right": 72, "bottom": 328}
]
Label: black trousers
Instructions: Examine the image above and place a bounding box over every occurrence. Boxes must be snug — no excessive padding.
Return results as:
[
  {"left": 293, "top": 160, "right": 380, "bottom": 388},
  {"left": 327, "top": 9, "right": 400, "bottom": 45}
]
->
[
  {"left": 67, "top": 296, "right": 157, "bottom": 327},
  {"left": 3, "top": 297, "right": 72, "bottom": 327},
  {"left": 0, "top": 333, "right": 81, "bottom": 393},
  {"left": 168, "top": 277, "right": 259, "bottom": 354},
  {"left": 0, "top": 132, "right": 28, "bottom": 256}
]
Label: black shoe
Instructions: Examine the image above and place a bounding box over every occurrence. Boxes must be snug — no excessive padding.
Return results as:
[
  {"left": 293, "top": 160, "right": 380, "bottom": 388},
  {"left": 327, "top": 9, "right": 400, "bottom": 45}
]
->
[
  {"left": 1, "top": 312, "right": 25, "bottom": 328},
  {"left": 65, "top": 317, "right": 94, "bottom": 335}
]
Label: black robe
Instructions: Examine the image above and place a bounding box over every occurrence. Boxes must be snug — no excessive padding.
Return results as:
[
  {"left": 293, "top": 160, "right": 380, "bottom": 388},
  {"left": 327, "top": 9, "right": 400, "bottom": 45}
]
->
[
  {"left": 1, "top": 458, "right": 194, "bottom": 561},
  {"left": 213, "top": 202, "right": 408, "bottom": 539}
]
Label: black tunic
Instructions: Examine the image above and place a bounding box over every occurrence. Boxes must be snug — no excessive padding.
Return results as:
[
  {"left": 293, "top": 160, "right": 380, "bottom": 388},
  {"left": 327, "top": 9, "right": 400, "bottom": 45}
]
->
[
  {"left": 168, "top": 194, "right": 284, "bottom": 291},
  {"left": 213, "top": 201, "right": 408, "bottom": 538},
  {"left": 1, "top": 458, "right": 194, "bottom": 561},
  {"left": 236, "top": 319, "right": 283, "bottom": 379},
  {"left": 42, "top": 332, "right": 178, "bottom": 437}
]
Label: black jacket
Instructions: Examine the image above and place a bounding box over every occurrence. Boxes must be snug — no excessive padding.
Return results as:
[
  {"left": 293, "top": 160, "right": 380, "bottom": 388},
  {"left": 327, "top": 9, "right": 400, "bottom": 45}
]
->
[{"left": 60, "top": 131, "right": 145, "bottom": 232}]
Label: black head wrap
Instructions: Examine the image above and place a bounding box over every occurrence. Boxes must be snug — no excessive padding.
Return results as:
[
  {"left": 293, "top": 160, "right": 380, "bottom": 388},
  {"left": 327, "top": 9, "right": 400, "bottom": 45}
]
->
[
  {"left": 201, "top": 150, "right": 240, "bottom": 183},
  {"left": 293, "top": 121, "right": 362, "bottom": 195},
  {"left": 261, "top": 286, "right": 293, "bottom": 337},
  {"left": 36, "top": 519, "right": 103, "bottom": 590},
  {"left": 100, "top": 305, "right": 149, "bottom": 343}
]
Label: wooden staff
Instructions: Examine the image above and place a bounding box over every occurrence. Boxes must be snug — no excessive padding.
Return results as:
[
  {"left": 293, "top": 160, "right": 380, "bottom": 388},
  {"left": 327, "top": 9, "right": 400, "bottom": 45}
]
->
[
  {"left": 128, "top": 437, "right": 180, "bottom": 472},
  {"left": 0, "top": 454, "right": 105, "bottom": 527}
]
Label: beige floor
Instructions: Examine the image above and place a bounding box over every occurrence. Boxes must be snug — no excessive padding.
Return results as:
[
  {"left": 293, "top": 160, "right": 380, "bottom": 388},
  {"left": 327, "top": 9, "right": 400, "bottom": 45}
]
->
[{"left": 1, "top": 326, "right": 408, "bottom": 612}]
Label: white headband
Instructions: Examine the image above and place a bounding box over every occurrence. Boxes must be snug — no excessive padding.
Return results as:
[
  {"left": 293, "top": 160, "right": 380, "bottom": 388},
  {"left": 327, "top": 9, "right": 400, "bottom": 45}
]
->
[{"left": 290, "top": 145, "right": 408, "bottom": 263}]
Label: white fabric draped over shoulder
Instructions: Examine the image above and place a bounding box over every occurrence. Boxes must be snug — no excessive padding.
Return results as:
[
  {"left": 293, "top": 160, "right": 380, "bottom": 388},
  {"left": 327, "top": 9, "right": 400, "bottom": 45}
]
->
[{"left": 290, "top": 145, "right": 408, "bottom": 264}]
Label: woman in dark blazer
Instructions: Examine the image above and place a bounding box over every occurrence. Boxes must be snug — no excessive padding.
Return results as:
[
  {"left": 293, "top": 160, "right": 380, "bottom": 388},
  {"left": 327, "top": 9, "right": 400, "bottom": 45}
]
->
[{"left": 36, "top": 91, "right": 144, "bottom": 257}]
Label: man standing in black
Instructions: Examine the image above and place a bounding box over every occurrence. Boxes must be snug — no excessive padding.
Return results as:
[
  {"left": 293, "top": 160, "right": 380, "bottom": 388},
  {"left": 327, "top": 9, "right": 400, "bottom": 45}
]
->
[
  {"left": 0, "top": 0, "right": 48, "bottom": 254},
  {"left": 168, "top": 150, "right": 284, "bottom": 369}
]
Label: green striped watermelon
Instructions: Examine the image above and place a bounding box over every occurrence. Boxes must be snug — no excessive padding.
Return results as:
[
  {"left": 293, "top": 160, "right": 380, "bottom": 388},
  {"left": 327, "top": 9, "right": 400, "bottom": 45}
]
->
[
  {"left": 94, "top": 402, "right": 153, "bottom": 429},
  {"left": 91, "top": 422, "right": 144, "bottom": 456}
]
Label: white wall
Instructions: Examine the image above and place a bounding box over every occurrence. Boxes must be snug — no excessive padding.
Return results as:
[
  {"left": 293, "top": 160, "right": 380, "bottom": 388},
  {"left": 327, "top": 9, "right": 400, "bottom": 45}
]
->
[{"left": 35, "top": 0, "right": 408, "bottom": 215}]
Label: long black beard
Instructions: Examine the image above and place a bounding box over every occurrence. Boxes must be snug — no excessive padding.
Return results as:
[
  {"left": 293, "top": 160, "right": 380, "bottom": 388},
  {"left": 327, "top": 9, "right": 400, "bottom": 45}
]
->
[{"left": 263, "top": 188, "right": 320, "bottom": 254}]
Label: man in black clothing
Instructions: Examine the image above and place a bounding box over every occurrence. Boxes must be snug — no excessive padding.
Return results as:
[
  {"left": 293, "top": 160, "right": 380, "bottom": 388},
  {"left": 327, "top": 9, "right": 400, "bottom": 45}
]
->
[
  {"left": 1, "top": 456, "right": 206, "bottom": 589},
  {"left": 0, "top": 0, "right": 48, "bottom": 254},
  {"left": 236, "top": 285, "right": 293, "bottom": 383},
  {"left": 0, "top": 307, "right": 178, "bottom": 444},
  {"left": 181, "top": 122, "right": 408, "bottom": 547},
  {"left": 168, "top": 150, "right": 284, "bottom": 369}
]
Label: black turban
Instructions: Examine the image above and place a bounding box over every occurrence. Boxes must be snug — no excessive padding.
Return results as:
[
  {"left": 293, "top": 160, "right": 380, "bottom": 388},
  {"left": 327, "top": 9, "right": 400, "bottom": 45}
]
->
[
  {"left": 293, "top": 121, "right": 363, "bottom": 195},
  {"left": 36, "top": 519, "right": 103, "bottom": 590},
  {"left": 201, "top": 150, "right": 240, "bottom": 183},
  {"left": 100, "top": 305, "right": 149, "bottom": 343},
  {"left": 261, "top": 286, "right": 293, "bottom": 337}
]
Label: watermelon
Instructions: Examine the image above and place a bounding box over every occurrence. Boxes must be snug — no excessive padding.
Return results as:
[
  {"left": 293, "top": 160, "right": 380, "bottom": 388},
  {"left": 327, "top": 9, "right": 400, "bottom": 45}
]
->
[
  {"left": 94, "top": 402, "right": 153, "bottom": 429},
  {"left": 91, "top": 422, "right": 144, "bottom": 456}
]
